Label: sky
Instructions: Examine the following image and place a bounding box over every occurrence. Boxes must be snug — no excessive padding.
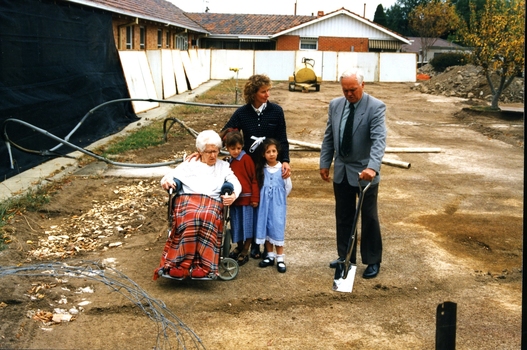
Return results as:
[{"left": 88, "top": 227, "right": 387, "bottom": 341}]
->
[{"left": 167, "top": 0, "right": 398, "bottom": 21}]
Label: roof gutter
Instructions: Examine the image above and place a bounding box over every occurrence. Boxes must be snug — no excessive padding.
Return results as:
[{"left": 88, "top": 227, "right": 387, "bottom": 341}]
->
[{"left": 62, "top": 0, "right": 208, "bottom": 34}]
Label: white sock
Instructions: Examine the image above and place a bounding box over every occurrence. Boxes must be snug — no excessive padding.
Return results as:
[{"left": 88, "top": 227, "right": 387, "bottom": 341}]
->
[
  {"left": 276, "top": 254, "right": 284, "bottom": 262},
  {"left": 266, "top": 252, "right": 276, "bottom": 260}
]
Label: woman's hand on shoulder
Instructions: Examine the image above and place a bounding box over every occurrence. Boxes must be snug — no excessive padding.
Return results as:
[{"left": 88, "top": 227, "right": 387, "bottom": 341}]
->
[
  {"left": 281, "top": 161, "right": 291, "bottom": 179},
  {"left": 186, "top": 152, "right": 200, "bottom": 162}
]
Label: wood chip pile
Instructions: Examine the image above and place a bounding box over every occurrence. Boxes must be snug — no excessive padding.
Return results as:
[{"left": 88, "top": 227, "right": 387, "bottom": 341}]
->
[{"left": 27, "top": 180, "right": 164, "bottom": 260}]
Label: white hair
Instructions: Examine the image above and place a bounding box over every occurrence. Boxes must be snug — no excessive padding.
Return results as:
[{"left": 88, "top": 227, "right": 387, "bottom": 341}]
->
[
  {"left": 340, "top": 69, "right": 364, "bottom": 84},
  {"left": 195, "top": 130, "right": 222, "bottom": 152}
]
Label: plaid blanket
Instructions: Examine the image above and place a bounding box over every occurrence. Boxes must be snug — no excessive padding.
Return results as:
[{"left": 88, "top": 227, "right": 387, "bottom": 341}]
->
[{"left": 154, "top": 194, "right": 223, "bottom": 279}]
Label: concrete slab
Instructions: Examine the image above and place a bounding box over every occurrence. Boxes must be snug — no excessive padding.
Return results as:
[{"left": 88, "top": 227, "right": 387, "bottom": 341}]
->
[
  {"left": 499, "top": 106, "right": 524, "bottom": 113},
  {"left": 103, "top": 165, "right": 173, "bottom": 178},
  {"left": 71, "top": 161, "right": 108, "bottom": 176},
  {"left": 0, "top": 80, "right": 222, "bottom": 202}
]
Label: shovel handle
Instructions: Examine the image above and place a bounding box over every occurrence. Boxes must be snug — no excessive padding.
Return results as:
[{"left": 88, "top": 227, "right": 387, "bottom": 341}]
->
[{"left": 342, "top": 172, "right": 374, "bottom": 274}]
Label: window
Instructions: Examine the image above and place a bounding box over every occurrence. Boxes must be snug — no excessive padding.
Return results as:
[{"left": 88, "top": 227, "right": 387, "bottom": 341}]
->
[
  {"left": 300, "top": 37, "right": 317, "bottom": 50},
  {"left": 126, "top": 26, "right": 134, "bottom": 49},
  {"left": 139, "top": 27, "right": 145, "bottom": 49},
  {"left": 175, "top": 33, "right": 188, "bottom": 50},
  {"left": 166, "top": 31, "right": 170, "bottom": 48},
  {"left": 157, "top": 29, "right": 162, "bottom": 48}
]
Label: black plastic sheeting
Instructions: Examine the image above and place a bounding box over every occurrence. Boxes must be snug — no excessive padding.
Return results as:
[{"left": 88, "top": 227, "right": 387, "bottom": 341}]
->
[{"left": 0, "top": 0, "right": 138, "bottom": 181}]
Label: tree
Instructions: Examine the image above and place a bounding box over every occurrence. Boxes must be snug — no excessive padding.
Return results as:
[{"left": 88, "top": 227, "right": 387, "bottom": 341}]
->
[
  {"left": 461, "top": 0, "right": 524, "bottom": 109},
  {"left": 450, "top": 0, "right": 486, "bottom": 26},
  {"left": 385, "top": 0, "right": 428, "bottom": 36},
  {"left": 373, "top": 4, "right": 387, "bottom": 26},
  {"left": 408, "top": 0, "right": 462, "bottom": 65}
]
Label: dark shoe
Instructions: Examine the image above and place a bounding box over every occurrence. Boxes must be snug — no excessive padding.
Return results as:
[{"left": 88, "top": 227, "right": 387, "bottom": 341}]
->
[
  {"left": 259, "top": 257, "right": 275, "bottom": 268},
  {"left": 329, "top": 257, "right": 345, "bottom": 269},
  {"left": 229, "top": 247, "right": 242, "bottom": 259},
  {"left": 250, "top": 246, "right": 262, "bottom": 259},
  {"left": 277, "top": 261, "right": 287, "bottom": 273},
  {"left": 262, "top": 247, "right": 268, "bottom": 259},
  {"left": 237, "top": 253, "right": 249, "bottom": 266},
  {"left": 362, "top": 263, "right": 380, "bottom": 279}
]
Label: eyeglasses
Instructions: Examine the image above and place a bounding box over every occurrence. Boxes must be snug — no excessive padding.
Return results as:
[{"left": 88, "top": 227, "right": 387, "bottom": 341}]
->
[{"left": 202, "top": 150, "right": 219, "bottom": 155}]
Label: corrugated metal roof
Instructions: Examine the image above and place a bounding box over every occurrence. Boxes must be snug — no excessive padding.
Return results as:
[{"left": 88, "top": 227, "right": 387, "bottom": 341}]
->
[{"left": 65, "top": 0, "right": 207, "bottom": 33}]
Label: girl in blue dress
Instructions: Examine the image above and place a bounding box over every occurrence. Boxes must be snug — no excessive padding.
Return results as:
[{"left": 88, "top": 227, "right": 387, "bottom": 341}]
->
[{"left": 255, "top": 139, "right": 292, "bottom": 273}]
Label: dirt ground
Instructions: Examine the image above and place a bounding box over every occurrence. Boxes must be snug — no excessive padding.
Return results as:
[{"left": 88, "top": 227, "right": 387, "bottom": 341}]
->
[{"left": 0, "top": 79, "right": 523, "bottom": 350}]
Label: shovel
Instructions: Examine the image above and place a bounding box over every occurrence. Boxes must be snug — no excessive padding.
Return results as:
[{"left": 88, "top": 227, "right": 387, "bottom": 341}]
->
[{"left": 333, "top": 173, "right": 373, "bottom": 293}]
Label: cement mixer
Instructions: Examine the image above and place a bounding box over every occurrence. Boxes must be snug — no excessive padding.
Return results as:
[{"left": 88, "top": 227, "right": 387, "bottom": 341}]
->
[{"left": 288, "top": 58, "right": 321, "bottom": 92}]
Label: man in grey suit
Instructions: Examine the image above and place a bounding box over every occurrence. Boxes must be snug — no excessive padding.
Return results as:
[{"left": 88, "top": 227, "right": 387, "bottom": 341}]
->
[{"left": 319, "top": 69, "right": 387, "bottom": 279}]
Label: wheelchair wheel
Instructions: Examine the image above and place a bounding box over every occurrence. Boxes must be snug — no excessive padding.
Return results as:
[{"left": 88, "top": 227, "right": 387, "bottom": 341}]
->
[
  {"left": 218, "top": 258, "right": 239, "bottom": 281},
  {"left": 222, "top": 227, "right": 232, "bottom": 258}
]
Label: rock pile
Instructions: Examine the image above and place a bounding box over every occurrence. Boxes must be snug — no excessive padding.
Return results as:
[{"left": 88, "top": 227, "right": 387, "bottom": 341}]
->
[{"left": 412, "top": 64, "right": 524, "bottom": 104}]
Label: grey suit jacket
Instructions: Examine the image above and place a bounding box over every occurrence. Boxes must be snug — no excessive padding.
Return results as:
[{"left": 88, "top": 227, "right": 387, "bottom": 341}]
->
[{"left": 320, "top": 92, "right": 387, "bottom": 186}]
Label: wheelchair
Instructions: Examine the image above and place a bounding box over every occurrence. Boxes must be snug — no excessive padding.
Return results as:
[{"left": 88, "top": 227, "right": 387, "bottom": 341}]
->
[{"left": 155, "top": 179, "right": 239, "bottom": 281}]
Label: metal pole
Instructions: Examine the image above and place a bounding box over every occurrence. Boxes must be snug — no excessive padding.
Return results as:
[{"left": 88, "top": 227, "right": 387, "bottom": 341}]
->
[{"left": 436, "top": 301, "right": 457, "bottom": 350}]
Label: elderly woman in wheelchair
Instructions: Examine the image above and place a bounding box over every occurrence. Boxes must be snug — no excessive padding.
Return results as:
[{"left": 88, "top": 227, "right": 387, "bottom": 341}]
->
[{"left": 154, "top": 130, "right": 241, "bottom": 280}]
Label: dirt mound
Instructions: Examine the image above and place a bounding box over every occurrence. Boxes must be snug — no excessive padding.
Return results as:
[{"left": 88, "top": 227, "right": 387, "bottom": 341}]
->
[{"left": 412, "top": 64, "right": 524, "bottom": 104}]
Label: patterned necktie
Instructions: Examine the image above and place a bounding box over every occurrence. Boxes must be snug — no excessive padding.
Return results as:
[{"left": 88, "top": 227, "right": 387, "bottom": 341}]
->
[{"left": 340, "top": 102, "right": 355, "bottom": 157}]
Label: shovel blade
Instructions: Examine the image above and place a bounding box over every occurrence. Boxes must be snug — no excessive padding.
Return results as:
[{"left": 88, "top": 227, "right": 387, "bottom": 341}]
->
[{"left": 332, "top": 265, "right": 357, "bottom": 293}]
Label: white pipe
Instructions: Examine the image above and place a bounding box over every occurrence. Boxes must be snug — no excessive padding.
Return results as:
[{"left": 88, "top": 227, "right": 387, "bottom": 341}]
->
[
  {"left": 287, "top": 140, "right": 441, "bottom": 154},
  {"left": 382, "top": 158, "right": 411, "bottom": 169}
]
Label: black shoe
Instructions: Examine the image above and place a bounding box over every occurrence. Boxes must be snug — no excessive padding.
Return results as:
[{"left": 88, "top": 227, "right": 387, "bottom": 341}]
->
[
  {"left": 277, "top": 261, "right": 286, "bottom": 273},
  {"left": 329, "top": 257, "right": 345, "bottom": 269},
  {"left": 250, "top": 246, "right": 262, "bottom": 259},
  {"left": 237, "top": 253, "right": 249, "bottom": 266},
  {"left": 363, "top": 263, "right": 380, "bottom": 279},
  {"left": 259, "top": 257, "right": 275, "bottom": 268}
]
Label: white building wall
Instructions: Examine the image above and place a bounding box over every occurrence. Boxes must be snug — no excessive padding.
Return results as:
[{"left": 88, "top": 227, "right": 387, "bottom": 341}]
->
[{"left": 289, "top": 14, "right": 396, "bottom": 40}]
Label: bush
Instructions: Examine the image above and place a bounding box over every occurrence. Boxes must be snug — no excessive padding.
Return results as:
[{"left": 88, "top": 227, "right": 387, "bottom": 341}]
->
[{"left": 430, "top": 52, "right": 468, "bottom": 72}]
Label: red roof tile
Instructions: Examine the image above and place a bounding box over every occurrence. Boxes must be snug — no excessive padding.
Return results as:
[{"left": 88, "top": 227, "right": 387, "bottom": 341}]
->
[{"left": 185, "top": 13, "right": 315, "bottom": 36}]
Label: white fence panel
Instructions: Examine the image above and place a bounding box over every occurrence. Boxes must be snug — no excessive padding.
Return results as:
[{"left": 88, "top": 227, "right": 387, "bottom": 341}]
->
[
  {"left": 141, "top": 49, "right": 417, "bottom": 101},
  {"left": 146, "top": 50, "right": 162, "bottom": 99},
  {"left": 197, "top": 49, "right": 211, "bottom": 83},
  {"left": 118, "top": 51, "right": 158, "bottom": 113},
  {"left": 337, "top": 52, "right": 379, "bottom": 82},
  {"left": 171, "top": 50, "right": 188, "bottom": 94},
  {"left": 211, "top": 50, "right": 255, "bottom": 80},
  {"left": 294, "top": 51, "right": 324, "bottom": 78},
  {"left": 189, "top": 49, "right": 208, "bottom": 85},
  {"left": 321, "top": 51, "right": 338, "bottom": 81},
  {"left": 255, "top": 51, "right": 296, "bottom": 80},
  {"left": 180, "top": 50, "right": 200, "bottom": 89},
  {"left": 161, "top": 50, "right": 177, "bottom": 98},
  {"left": 379, "top": 53, "right": 416, "bottom": 82}
]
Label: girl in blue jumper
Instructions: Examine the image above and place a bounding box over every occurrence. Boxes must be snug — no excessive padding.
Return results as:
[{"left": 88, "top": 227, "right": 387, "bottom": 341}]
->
[{"left": 255, "top": 138, "right": 292, "bottom": 273}]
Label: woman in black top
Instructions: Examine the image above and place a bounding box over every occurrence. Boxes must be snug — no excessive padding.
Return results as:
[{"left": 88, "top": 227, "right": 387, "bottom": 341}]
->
[{"left": 222, "top": 74, "right": 291, "bottom": 259}]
